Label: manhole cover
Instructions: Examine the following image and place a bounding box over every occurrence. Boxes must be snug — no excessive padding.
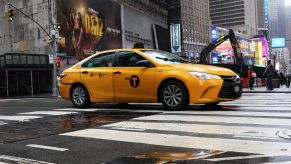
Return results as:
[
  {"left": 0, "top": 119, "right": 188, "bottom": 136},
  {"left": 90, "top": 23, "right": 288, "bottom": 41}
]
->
[{"left": 276, "top": 130, "right": 291, "bottom": 139}]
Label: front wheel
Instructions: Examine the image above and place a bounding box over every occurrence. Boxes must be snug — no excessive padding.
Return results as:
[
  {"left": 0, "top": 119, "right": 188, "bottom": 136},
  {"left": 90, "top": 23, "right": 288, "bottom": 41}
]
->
[
  {"left": 159, "top": 80, "right": 189, "bottom": 110},
  {"left": 71, "top": 85, "right": 91, "bottom": 108}
]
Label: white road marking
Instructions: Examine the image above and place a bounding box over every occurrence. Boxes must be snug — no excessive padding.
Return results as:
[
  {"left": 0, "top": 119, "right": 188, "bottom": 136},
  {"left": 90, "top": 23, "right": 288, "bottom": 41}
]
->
[
  {"left": 0, "top": 162, "right": 9, "bottom": 164},
  {"left": 164, "top": 111, "right": 291, "bottom": 118},
  {"left": 60, "top": 129, "right": 291, "bottom": 156},
  {"left": 0, "top": 116, "right": 42, "bottom": 122},
  {"left": 18, "top": 111, "right": 77, "bottom": 116},
  {"left": 103, "top": 121, "right": 284, "bottom": 140},
  {"left": 0, "top": 121, "right": 6, "bottom": 126},
  {"left": 0, "top": 154, "right": 54, "bottom": 164},
  {"left": 204, "top": 155, "right": 271, "bottom": 161},
  {"left": 135, "top": 114, "right": 291, "bottom": 126},
  {"left": 263, "top": 162, "right": 291, "bottom": 164},
  {"left": 54, "top": 108, "right": 100, "bottom": 112},
  {"left": 26, "top": 144, "right": 69, "bottom": 152}
]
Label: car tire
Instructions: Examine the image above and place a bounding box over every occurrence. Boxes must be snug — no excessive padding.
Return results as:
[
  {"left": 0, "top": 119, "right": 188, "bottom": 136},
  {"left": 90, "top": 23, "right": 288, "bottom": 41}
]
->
[
  {"left": 159, "top": 80, "right": 189, "bottom": 110},
  {"left": 71, "top": 84, "right": 91, "bottom": 108}
]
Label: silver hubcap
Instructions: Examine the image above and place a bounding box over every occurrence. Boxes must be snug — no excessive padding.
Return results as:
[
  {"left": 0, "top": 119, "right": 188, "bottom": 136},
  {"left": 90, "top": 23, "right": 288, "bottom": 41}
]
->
[
  {"left": 163, "top": 85, "right": 182, "bottom": 107},
  {"left": 73, "top": 87, "right": 85, "bottom": 105}
]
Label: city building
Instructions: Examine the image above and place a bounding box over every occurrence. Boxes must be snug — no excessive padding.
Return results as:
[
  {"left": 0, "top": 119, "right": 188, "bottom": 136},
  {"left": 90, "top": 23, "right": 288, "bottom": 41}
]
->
[
  {"left": 0, "top": 0, "right": 169, "bottom": 96},
  {"left": 272, "top": 47, "right": 290, "bottom": 73},
  {"left": 269, "top": 0, "right": 286, "bottom": 39},
  {"left": 209, "top": 0, "right": 258, "bottom": 36},
  {"left": 285, "top": 6, "right": 291, "bottom": 58},
  {"left": 167, "top": 0, "right": 211, "bottom": 60},
  {"left": 256, "top": 0, "right": 270, "bottom": 39}
]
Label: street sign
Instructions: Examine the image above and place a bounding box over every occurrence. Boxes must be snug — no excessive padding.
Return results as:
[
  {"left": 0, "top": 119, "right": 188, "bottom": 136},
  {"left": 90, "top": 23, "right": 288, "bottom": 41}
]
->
[
  {"left": 170, "top": 24, "right": 181, "bottom": 53},
  {"left": 49, "top": 54, "right": 54, "bottom": 64},
  {"left": 56, "top": 53, "right": 66, "bottom": 57}
]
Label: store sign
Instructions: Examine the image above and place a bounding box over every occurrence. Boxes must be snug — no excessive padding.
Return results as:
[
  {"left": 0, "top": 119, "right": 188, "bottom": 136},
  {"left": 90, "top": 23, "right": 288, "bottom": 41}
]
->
[
  {"left": 49, "top": 55, "right": 54, "bottom": 64},
  {"left": 170, "top": 24, "right": 181, "bottom": 53}
]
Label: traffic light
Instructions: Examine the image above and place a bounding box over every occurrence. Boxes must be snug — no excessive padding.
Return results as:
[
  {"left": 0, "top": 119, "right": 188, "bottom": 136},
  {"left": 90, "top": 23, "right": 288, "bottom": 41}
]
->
[
  {"left": 8, "top": 8, "right": 14, "bottom": 21},
  {"left": 56, "top": 61, "right": 61, "bottom": 68}
]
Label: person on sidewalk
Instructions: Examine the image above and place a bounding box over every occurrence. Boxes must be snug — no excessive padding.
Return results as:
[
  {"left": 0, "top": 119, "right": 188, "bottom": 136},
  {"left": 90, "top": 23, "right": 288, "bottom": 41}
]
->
[
  {"left": 247, "top": 65, "right": 255, "bottom": 90},
  {"left": 263, "top": 60, "right": 274, "bottom": 90}
]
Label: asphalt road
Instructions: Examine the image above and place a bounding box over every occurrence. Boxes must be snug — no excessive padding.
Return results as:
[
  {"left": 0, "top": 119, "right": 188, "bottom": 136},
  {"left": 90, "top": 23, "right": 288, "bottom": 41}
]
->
[{"left": 0, "top": 93, "right": 291, "bottom": 164}]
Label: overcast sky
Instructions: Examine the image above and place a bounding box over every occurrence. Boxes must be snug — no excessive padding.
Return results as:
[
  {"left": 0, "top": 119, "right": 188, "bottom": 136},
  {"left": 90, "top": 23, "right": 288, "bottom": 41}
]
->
[{"left": 286, "top": 0, "right": 291, "bottom": 6}]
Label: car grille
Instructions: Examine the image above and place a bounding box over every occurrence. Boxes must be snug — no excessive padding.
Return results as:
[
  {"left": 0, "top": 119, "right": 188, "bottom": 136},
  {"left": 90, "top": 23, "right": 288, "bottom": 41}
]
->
[{"left": 218, "top": 76, "right": 242, "bottom": 99}]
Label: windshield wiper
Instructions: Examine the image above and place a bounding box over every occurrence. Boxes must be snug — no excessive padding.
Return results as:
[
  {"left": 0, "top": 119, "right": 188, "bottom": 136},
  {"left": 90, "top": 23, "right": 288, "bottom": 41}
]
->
[{"left": 156, "top": 57, "right": 191, "bottom": 63}]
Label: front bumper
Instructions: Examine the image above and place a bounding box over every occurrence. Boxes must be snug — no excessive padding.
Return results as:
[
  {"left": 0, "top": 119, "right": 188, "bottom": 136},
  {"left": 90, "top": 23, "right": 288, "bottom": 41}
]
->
[{"left": 189, "top": 75, "right": 242, "bottom": 104}]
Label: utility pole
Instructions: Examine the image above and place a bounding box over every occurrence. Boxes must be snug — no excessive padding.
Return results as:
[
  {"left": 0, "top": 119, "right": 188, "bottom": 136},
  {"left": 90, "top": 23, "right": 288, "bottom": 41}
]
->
[{"left": 50, "top": 0, "right": 58, "bottom": 97}]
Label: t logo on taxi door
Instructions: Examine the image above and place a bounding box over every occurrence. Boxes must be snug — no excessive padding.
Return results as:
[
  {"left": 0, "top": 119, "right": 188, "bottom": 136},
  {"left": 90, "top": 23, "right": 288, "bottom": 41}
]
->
[{"left": 130, "top": 75, "right": 140, "bottom": 88}]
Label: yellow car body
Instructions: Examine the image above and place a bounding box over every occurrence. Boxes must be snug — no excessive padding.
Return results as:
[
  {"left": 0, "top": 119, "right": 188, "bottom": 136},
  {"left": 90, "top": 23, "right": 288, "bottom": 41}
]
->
[{"left": 59, "top": 49, "right": 242, "bottom": 110}]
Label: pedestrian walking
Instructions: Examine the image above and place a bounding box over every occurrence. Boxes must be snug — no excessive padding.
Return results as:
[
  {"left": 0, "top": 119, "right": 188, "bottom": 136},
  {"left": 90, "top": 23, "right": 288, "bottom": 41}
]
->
[
  {"left": 263, "top": 60, "right": 274, "bottom": 90},
  {"left": 247, "top": 65, "right": 255, "bottom": 90}
]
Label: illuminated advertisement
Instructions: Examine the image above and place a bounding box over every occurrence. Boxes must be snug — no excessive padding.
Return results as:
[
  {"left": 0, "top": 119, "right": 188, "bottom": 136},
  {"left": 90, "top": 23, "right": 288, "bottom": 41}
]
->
[
  {"left": 213, "top": 39, "right": 234, "bottom": 64},
  {"left": 57, "top": 0, "right": 122, "bottom": 58},
  {"left": 271, "top": 38, "right": 286, "bottom": 48},
  {"left": 251, "top": 37, "right": 269, "bottom": 57},
  {"left": 211, "top": 26, "right": 218, "bottom": 42}
]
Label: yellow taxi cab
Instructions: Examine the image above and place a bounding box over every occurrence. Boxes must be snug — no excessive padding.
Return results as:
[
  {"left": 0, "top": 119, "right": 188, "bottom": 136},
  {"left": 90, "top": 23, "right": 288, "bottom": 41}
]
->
[{"left": 58, "top": 49, "right": 242, "bottom": 110}]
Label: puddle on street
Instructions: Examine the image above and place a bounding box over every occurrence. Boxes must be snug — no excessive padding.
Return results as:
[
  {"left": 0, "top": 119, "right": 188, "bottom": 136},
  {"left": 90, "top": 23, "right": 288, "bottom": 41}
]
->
[
  {"left": 107, "top": 150, "right": 225, "bottom": 164},
  {"left": 0, "top": 110, "right": 157, "bottom": 143}
]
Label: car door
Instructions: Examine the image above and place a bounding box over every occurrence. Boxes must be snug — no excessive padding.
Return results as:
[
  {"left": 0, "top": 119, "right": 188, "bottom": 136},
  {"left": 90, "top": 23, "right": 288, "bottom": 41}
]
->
[
  {"left": 80, "top": 52, "right": 115, "bottom": 101},
  {"left": 113, "top": 51, "right": 156, "bottom": 102}
]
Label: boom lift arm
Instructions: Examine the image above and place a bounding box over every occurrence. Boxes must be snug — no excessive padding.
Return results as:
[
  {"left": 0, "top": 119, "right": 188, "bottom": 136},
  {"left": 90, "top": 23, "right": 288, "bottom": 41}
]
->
[{"left": 199, "top": 29, "right": 241, "bottom": 64}]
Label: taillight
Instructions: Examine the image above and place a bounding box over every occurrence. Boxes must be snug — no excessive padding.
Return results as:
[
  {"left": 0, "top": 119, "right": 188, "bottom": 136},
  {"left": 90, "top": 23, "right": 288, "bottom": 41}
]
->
[{"left": 60, "top": 73, "right": 67, "bottom": 79}]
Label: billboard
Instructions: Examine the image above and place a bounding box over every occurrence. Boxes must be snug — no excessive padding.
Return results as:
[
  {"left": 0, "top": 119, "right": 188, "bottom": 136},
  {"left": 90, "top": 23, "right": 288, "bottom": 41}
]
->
[
  {"left": 170, "top": 24, "right": 181, "bottom": 53},
  {"left": 57, "top": 0, "right": 122, "bottom": 58},
  {"left": 272, "top": 38, "right": 286, "bottom": 48}
]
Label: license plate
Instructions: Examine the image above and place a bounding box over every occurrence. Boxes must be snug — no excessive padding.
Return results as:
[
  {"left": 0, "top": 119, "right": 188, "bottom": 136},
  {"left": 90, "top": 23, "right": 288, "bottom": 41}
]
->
[{"left": 234, "top": 86, "right": 240, "bottom": 93}]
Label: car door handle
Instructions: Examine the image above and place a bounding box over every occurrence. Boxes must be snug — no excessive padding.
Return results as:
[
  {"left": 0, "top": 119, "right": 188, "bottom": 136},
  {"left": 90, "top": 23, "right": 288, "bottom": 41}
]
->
[
  {"left": 82, "top": 71, "right": 89, "bottom": 74},
  {"left": 113, "top": 71, "right": 122, "bottom": 75}
]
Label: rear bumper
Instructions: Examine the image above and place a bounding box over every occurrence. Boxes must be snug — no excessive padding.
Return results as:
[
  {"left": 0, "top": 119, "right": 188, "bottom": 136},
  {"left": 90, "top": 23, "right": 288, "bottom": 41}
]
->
[{"left": 58, "top": 83, "right": 71, "bottom": 100}]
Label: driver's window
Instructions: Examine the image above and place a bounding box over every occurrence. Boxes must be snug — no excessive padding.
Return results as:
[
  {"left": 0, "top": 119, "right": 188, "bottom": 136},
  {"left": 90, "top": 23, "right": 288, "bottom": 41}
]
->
[
  {"left": 117, "top": 51, "right": 147, "bottom": 67},
  {"left": 83, "top": 53, "right": 114, "bottom": 68}
]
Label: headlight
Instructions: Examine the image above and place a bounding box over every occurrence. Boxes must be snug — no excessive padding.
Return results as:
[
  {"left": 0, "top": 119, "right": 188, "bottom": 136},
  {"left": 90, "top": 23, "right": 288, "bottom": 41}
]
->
[{"left": 189, "top": 72, "right": 221, "bottom": 80}]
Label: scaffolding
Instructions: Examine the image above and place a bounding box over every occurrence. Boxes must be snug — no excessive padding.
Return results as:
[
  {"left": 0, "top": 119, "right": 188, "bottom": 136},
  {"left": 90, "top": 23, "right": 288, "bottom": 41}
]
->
[{"left": 0, "top": 53, "right": 53, "bottom": 97}]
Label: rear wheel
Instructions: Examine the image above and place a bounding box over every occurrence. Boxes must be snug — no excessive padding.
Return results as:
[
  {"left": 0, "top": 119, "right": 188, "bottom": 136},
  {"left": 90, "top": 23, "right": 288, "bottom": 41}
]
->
[
  {"left": 71, "top": 84, "right": 91, "bottom": 108},
  {"left": 159, "top": 80, "right": 189, "bottom": 110}
]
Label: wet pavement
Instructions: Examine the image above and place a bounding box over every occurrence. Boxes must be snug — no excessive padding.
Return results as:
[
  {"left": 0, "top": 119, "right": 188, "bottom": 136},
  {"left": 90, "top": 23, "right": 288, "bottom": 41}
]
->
[{"left": 0, "top": 93, "right": 291, "bottom": 163}]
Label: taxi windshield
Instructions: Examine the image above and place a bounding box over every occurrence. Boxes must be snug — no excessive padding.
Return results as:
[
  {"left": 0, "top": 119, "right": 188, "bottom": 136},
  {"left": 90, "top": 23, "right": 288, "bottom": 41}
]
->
[{"left": 141, "top": 50, "right": 190, "bottom": 64}]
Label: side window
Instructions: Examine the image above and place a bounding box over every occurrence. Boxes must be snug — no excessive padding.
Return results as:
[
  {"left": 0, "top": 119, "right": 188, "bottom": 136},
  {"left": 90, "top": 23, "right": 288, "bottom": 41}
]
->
[
  {"left": 82, "top": 53, "right": 114, "bottom": 68},
  {"left": 117, "top": 51, "right": 147, "bottom": 67}
]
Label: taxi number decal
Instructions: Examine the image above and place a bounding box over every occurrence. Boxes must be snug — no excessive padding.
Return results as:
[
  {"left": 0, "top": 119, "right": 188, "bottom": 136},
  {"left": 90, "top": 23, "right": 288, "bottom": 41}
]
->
[{"left": 130, "top": 75, "right": 140, "bottom": 88}]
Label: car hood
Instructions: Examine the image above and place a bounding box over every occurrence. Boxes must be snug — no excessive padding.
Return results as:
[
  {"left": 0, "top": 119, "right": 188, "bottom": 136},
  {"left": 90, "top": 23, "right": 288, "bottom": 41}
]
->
[{"left": 168, "top": 64, "right": 237, "bottom": 76}]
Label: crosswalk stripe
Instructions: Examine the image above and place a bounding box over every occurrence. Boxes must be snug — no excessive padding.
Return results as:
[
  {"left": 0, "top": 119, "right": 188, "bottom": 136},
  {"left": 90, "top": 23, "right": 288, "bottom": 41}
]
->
[
  {"left": 60, "top": 129, "right": 291, "bottom": 156},
  {"left": 103, "top": 121, "right": 284, "bottom": 140},
  {"left": 163, "top": 111, "right": 291, "bottom": 118},
  {"left": 18, "top": 111, "right": 77, "bottom": 116},
  {"left": 54, "top": 108, "right": 100, "bottom": 112},
  {"left": 26, "top": 144, "right": 69, "bottom": 152},
  {"left": 221, "top": 106, "right": 291, "bottom": 111},
  {"left": 0, "top": 116, "right": 42, "bottom": 122},
  {"left": 0, "top": 154, "right": 54, "bottom": 164},
  {"left": 204, "top": 155, "right": 270, "bottom": 161},
  {"left": 134, "top": 114, "right": 291, "bottom": 126},
  {"left": 0, "top": 121, "right": 6, "bottom": 126}
]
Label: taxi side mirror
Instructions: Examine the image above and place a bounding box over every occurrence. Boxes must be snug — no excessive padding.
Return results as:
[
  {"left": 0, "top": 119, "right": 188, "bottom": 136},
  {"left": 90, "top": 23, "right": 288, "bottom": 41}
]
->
[{"left": 136, "top": 60, "right": 155, "bottom": 68}]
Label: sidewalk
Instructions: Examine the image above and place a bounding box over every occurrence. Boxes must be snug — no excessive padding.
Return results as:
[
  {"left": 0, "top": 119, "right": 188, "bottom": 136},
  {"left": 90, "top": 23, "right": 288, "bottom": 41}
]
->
[
  {"left": 243, "top": 86, "right": 291, "bottom": 93},
  {"left": 0, "top": 93, "right": 54, "bottom": 99}
]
